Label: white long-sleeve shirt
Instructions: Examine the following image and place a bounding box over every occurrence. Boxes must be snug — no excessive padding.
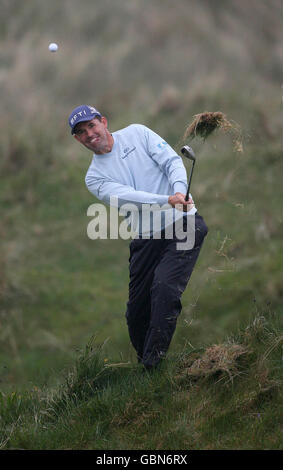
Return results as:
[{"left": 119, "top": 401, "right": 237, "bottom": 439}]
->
[{"left": 85, "top": 124, "right": 197, "bottom": 236}]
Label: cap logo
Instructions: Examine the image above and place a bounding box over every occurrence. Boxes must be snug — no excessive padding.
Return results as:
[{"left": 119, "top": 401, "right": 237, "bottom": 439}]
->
[{"left": 88, "top": 106, "right": 98, "bottom": 114}]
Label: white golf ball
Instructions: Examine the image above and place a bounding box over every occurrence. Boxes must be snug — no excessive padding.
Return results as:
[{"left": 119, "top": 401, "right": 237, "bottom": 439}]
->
[{"left": 48, "top": 43, "right": 58, "bottom": 52}]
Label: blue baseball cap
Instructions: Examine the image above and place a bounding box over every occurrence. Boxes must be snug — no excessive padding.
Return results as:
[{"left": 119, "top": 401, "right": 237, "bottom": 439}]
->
[{"left": 68, "top": 105, "right": 102, "bottom": 134}]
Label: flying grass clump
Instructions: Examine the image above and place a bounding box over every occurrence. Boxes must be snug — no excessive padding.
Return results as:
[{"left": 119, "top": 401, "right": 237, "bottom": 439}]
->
[{"left": 183, "top": 111, "right": 243, "bottom": 152}]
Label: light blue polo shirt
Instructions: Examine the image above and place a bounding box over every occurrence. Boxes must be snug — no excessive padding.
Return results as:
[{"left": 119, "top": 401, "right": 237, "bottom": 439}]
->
[{"left": 85, "top": 124, "right": 196, "bottom": 236}]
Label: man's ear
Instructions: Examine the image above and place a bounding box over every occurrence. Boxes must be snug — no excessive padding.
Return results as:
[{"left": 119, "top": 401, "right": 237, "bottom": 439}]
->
[
  {"left": 74, "top": 134, "right": 80, "bottom": 142},
  {"left": 101, "top": 116, "right": 108, "bottom": 128}
]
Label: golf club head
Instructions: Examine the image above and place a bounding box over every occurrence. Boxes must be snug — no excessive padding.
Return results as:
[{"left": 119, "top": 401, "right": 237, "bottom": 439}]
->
[{"left": 181, "top": 145, "right": 196, "bottom": 161}]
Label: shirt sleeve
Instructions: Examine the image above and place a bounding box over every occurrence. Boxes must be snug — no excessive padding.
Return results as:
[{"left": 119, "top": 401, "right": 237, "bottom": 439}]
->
[
  {"left": 85, "top": 176, "right": 171, "bottom": 210},
  {"left": 142, "top": 126, "right": 188, "bottom": 194}
]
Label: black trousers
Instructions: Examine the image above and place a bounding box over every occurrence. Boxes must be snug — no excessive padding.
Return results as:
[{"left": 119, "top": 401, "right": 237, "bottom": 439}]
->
[{"left": 125, "top": 213, "right": 208, "bottom": 369}]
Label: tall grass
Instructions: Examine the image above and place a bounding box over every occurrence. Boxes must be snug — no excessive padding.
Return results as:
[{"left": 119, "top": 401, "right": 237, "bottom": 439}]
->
[
  {"left": 0, "top": 0, "right": 282, "bottom": 449},
  {"left": 0, "top": 312, "right": 281, "bottom": 449}
]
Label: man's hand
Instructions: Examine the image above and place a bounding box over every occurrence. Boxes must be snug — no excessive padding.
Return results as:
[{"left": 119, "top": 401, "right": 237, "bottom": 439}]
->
[{"left": 168, "top": 192, "right": 194, "bottom": 212}]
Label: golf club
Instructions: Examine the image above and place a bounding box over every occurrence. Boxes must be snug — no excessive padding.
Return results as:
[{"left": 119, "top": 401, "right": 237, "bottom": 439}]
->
[{"left": 181, "top": 145, "right": 196, "bottom": 201}]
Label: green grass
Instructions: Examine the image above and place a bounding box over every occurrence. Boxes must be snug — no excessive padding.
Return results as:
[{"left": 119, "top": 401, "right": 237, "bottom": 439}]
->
[
  {"left": 1, "top": 117, "right": 282, "bottom": 391},
  {"left": 0, "top": 0, "right": 282, "bottom": 449},
  {"left": 0, "top": 312, "right": 281, "bottom": 450},
  {"left": 1, "top": 106, "right": 282, "bottom": 447}
]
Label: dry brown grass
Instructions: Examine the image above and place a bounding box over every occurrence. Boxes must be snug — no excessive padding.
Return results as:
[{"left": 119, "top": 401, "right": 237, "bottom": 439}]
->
[
  {"left": 177, "top": 343, "right": 249, "bottom": 384},
  {"left": 183, "top": 111, "right": 243, "bottom": 152},
  {"left": 111, "top": 398, "right": 161, "bottom": 427}
]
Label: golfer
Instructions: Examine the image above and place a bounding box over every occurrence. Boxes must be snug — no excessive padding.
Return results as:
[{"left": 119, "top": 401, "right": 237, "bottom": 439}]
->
[{"left": 69, "top": 105, "right": 208, "bottom": 370}]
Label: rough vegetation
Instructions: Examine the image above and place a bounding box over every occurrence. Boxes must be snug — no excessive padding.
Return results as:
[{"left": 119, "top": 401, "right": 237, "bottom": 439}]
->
[
  {"left": 183, "top": 111, "right": 243, "bottom": 153},
  {"left": 0, "top": 0, "right": 282, "bottom": 449},
  {"left": 0, "top": 314, "right": 282, "bottom": 449}
]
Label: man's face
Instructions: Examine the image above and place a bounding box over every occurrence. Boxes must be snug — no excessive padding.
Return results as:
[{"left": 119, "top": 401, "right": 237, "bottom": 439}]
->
[{"left": 74, "top": 117, "right": 111, "bottom": 154}]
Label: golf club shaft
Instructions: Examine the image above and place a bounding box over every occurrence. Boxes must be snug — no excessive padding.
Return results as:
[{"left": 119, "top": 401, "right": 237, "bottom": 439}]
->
[
  {"left": 181, "top": 146, "right": 196, "bottom": 202},
  {"left": 185, "top": 160, "right": 195, "bottom": 201}
]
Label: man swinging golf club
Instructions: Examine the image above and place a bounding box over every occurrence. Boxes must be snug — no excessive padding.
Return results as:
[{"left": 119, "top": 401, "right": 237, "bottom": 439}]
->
[{"left": 69, "top": 105, "right": 208, "bottom": 370}]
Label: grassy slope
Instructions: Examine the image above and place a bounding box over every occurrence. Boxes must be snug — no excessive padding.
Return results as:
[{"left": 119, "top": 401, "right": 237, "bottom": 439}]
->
[
  {"left": 0, "top": 0, "right": 282, "bottom": 449},
  {"left": 1, "top": 114, "right": 281, "bottom": 391},
  {"left": 0, "top": 313, "right": 282, "bottom": 449}
]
